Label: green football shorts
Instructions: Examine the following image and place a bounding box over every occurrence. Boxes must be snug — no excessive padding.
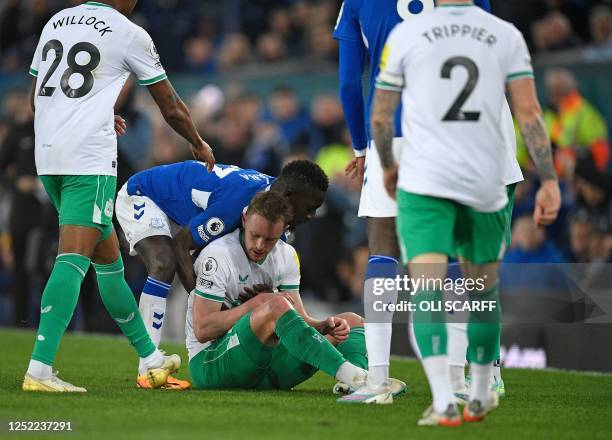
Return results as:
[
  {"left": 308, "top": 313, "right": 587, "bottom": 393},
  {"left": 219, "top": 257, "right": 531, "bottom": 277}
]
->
[
  {"left": 396, "top": 184, "right": 516, "bottom": 264},
  {"left": 40, "top": 175, "right": 116, "bottom": 241},
  {"left": 189, "top": 312, "right": 318, "bottom": 390}
]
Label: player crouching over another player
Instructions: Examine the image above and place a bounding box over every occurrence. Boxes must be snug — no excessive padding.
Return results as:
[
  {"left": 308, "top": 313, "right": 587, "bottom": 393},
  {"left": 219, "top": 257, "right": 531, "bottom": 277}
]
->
[{"left": 186, "top": 191, "right": 405, "bottom": 400}]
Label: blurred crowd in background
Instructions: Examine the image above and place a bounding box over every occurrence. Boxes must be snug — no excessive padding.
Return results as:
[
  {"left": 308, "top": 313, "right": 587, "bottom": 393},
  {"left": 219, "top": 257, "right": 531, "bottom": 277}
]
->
[
  {"left": 1, "top": 0, "right": 612, "bottom": 76},
  {"left": 0, "top": 0, "right": 610, "bottom": 335}
]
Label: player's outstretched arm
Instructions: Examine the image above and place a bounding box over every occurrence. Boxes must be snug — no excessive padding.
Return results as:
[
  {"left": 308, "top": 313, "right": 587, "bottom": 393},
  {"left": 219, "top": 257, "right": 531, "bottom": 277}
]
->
[
  {"left": 147, "top": 79, "right": 215, "bottom": 170},
  {"left": 192, "top": 293, "right": 274, "bottom": 343},
  {"left": 173, "top": 227, "right": 198, "bottom": 293},
  {"left": 281, "top": 291, "right": 349, "bottom": 341},
  {"left": 509, "top": 78, "right": 561, "bottom": 226},
  {"left": 339, "top": 39, "right": 368, "bottom": 182},
  {"left": 371, "top": 88, "right": 401, "bottom": 199}
]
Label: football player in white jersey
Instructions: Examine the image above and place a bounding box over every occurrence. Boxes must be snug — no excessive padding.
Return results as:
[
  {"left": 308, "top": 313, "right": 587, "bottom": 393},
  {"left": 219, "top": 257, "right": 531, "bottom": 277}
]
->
[
  {"left": 186, "top": 191, "right": 406, "bottom": 397},
  {"left": 335, "top": 0, "right": 521, "bottom": 404},
  {"left": 23, "top": 0, "right": 214, "bottom": 392},
  {"left": 371, "top": 0, "right": 560, "bottom": 425}
]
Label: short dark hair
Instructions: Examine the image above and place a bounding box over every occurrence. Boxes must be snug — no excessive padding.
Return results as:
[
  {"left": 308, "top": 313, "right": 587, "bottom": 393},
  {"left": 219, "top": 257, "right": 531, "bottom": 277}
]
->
[
  {"left": 246, "top": 191, "right": 293, "bottom": 225},
  {"left": 275, "top": 160, "right": 329, "bottom": 193}
]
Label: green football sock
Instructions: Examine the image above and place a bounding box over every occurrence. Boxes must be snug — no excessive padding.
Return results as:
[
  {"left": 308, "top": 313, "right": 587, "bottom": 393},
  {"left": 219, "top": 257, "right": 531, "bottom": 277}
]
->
[
  {"left": 93, "top": 256, "right": 156, "bottom": 358},
  {"left": 466, "top": 329, "right": 501, "bottom": 365},
  {"left": 467, "top": 285, "right": 502, "bottom": 365},
  {"left": 412, "top": 289, "right": 447, "bottom": 358},
  {"left": 275, "top": 309, "right": 346, "bottom": 378},
  {"left": 336, "top": 327, "right": 367, "bottom": 369},
  {"left": 31, "top": 253, "right": 91, "bottom": 365}
]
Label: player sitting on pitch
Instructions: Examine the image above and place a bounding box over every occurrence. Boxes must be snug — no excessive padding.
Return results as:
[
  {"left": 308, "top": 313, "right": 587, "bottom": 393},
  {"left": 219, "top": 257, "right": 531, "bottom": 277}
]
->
[
  {"left": 115, "top": 159, "right": 329, "bottom": 388},
  {"left": 185, "top": 191, "right": 406, "bottom": 395}
]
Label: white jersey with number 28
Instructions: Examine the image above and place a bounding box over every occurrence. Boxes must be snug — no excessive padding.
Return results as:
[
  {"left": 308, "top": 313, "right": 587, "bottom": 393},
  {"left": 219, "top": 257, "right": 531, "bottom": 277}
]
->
[
  {"left": 376, "top": 5, "right": 533, "bottom": 212},
  {"left": 30, "top": 2, "right": 167, "bottom": 176}
]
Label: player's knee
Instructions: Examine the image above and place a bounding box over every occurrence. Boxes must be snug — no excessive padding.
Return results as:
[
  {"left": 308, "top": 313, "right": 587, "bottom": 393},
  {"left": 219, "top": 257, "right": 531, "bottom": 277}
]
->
[
  {"left": 367, "top": 219, "right": 400, "bottom": 257},
  {"left": 265, "top": 295, "right": 293, "bottom": 320},
  {"left": 339, "top": 312, "right": 364, "bottom": 328},
  {"left": 147, "top": 252, "right": 176, "bottom": 282}
]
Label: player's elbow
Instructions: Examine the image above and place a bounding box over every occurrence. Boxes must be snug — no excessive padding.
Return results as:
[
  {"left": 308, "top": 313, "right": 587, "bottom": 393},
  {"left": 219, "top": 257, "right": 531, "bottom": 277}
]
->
[
  {"left": 371, "top": 113, "right": 389, "bottom": 131},
  {"left": 194, "top": 326, "right": 214, "bottom": 344},
  {"left": 161, "top": 105, "right": 185, "bottom": 124}
]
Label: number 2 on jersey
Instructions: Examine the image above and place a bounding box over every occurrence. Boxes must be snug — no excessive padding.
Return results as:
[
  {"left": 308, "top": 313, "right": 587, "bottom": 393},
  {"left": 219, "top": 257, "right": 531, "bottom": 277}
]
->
[
  {"left": 441, "top": 56, "right": 481, "bottom": 122},
  {"left": 38, "top": 40, "right": 101, "bottom": 99}
]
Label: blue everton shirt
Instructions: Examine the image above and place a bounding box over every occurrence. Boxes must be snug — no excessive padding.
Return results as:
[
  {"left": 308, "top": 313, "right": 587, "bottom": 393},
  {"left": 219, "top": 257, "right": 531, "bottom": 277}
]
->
[
  {"left": 127, "top": 161, "right": 274, "bottom": 247},
  {"left": 333, "top": 0, "right": 491, "bottom": 151}
]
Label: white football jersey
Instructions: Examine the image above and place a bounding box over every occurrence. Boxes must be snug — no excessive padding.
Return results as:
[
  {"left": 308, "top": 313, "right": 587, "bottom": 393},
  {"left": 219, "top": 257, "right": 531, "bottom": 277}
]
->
[
  {"left": 376, "top": 4, "right": 533, "bottom": 212},
  {"left": 185, "top": 229, "right": 301, "bottom": 360},
  {"left": 30, "top": 2, "right": 167, "bottom": 176},
  {"left": 501, "top": 99, "right": 523, "bottom": 185}
]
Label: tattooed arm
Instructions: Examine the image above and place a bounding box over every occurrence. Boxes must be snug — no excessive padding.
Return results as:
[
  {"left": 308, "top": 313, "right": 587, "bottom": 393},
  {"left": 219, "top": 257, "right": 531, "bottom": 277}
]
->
[
  {"left": 147, "top": 80, "right": 215, "bottom": 169},
  {"left": 371, "top": 89, "right": 401, "bottom": 169},
  {"left": 508, "top": 77, "right": 561, "bottom": 225},
  {"left": 508, "top": 78, "right": 556, "bottom": 181},
  {"left": 371, "top": 88, "right": 401, "bottom": 198}
]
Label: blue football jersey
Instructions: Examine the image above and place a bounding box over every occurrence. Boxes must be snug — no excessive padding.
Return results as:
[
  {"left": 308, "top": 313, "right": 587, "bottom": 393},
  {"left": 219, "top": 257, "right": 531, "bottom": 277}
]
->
[
  {"left": 333, "top": 0, "right": 490, "bottom": 141},
  {"left": 127, "top": 161, "right": 274, "bottom": 247}
]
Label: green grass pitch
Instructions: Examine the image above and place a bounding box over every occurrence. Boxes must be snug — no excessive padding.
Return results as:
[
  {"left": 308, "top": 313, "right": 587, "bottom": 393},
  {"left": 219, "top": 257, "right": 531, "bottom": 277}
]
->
[{"left": 1, "top": 329, "right": 611, "bottom": 440}]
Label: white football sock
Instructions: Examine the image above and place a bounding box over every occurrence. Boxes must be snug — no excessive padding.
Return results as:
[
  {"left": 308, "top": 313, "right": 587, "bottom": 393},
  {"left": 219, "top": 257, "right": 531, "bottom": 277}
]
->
[
  {"left": 138, "top": 349, "right": 165, "bottom": 376},
  {"left": 27, "top": 359, "right": 52, "bottom": 380},
  {"left": 450, "top": 365, "right": 466, "bottom": 393},
  {"left": 422, "top": 355, "right": 455, "bottom": 413},
  {"left": 409, "top": 319, "right": 421, "bottom": 359},
  {"left": 492, "top": 362, "right": 502, "bottom": 384},
  {"left": 137, "top": 292, "right": 168, "bottom": 372},
  {"left": 364, "top": 322, "right": 392, "bottom": 387},
  {"left": 469, "top": 363, "right": 492, "bottom": 404},
  {"left": 447, "top": 322, "right": 468, "bottom": 392},
  {"left": 335, "top": 362, "right": 366, "bottom": 386}
]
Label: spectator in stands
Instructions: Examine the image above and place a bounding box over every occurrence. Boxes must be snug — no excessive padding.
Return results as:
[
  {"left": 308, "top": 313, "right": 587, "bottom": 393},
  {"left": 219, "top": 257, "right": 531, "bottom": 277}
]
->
[
  {"left": 585, "top": 5, "right": 612, "bottom": 59},
  {"left": 268, "top": 7, "right": 302, "bottom": 55},
  {"left": 505, "top": 215, "right": 566, "bottom": 264},
  {"left": 532, "top": 12, "right": 582, "bottom": 53},
  {"left": 590, "top": 5, "right": 612, "bottom": 47},
  {"left": 572, "top": 155, "right": 612, "bottom": 227},
  {"left": 256, "top": 33, "right": 287, "bottom": 63},
  {"left": 567, "top": 214, "right": 594, "bottom": 263},
  {"left": 115, "top": 78, "right": 153, "bottom": 172},
  {"left": 307, "top": 23, "right": 338, "bottom": 61},
  {"left": 183, "top": 37, "right": 216, "bottom": 74},
  {"left": 267, "top": 86, "right": 312, "bottom": 147},
  {"left": 544, "top": 68, "right": 610, "bottom": 176},
  {"left": 310, "top": 93, "right": 345, "bottom": 155},
  {"left": 0, "top": 89, "right": 41, "bottom": 326},
  {"left": 501, "top": 215, "right": 566, "bottom": 294},
  {"left": 217, "top": 33, "right": 252, "bottom": 71}
]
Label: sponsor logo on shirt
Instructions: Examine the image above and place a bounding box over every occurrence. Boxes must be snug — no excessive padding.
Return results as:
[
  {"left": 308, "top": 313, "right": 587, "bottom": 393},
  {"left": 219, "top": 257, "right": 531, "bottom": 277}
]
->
[
  {"left": 197, "top": 276, "right": 214, "bottom": 290},
  {"left": 150, "top": 218, "right": 165, "bottom": 229},
  {"left": 197, "top": 225, "right": 210, "bottom": 243},
  {"left": 104, "top": 199, "right": 114, "bottom": 217},
  {"left": 149, "top": 41, "right": 160, "bottom": 59}
]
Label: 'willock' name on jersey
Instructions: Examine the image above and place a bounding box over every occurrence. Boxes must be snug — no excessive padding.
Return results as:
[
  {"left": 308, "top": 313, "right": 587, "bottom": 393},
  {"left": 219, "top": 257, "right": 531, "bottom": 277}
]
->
[
  {"left": 51, "top": 14, "right": 113, "bottom": 36},
  {"left": 30, "top": 2, "right": 167, "bottom": 177}
]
